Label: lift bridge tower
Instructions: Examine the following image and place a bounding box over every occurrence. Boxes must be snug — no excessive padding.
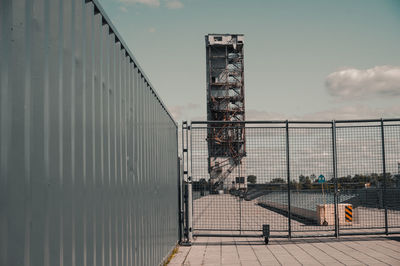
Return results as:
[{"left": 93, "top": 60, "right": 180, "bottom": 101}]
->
[{"left": 205, "top": 34, "right": 246, "bottom": 192}]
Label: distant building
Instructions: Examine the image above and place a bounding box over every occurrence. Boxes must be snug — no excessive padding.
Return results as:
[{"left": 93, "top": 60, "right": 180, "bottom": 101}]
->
[{"left": 205, "top": 34, "right": 246, "bottom": 191}]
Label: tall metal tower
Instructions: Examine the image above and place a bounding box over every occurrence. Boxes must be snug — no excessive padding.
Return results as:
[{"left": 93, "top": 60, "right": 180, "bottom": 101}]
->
[{"left": 205, "top": 34, "right": 246, "bottom": 191}]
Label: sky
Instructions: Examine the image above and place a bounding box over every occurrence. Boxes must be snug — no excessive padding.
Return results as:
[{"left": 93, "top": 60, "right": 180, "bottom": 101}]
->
[{"left": 97, "top": 0, "right": 400, "bottom": 122}]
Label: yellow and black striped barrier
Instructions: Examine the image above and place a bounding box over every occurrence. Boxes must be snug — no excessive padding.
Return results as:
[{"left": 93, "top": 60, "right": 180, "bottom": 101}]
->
[{"left": 345, "top": 205, "right": 352, "bottom": 222}]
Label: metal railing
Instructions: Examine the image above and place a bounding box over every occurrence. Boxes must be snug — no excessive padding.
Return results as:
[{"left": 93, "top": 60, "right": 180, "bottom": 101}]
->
[
  {"left": 0, "top": 1, "right": 179, "bottom": 265},
  {"left": 182, "top": 119, "right": 400, "bottom": 239}
]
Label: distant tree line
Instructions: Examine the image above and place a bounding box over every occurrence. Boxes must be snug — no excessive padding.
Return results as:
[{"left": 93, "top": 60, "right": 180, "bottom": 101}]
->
[
  {"left": 267, "top": 173, "right": 400, "bottom": 190},
  {"left": 193, "top": 173, "right": 399, "bottom": 192}
]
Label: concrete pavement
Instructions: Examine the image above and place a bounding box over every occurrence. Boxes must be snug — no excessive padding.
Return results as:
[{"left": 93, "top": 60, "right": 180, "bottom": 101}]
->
[{"left": 168, "top": 235, "right": 400, "bottom": 266}]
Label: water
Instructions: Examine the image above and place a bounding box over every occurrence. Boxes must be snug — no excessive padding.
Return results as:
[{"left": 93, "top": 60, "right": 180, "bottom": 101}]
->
[{"left": 259, "top": 192, "right": 355, "bottom": 211}]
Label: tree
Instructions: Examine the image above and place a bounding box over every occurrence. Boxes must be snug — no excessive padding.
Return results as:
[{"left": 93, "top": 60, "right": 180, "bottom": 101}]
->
[
  {"left": 271, "top": 178, "right": 285, "bottom": 184},
  {"left": 303, "top": 176, "right": 312, "bottom": 189},
  {"left": 247, "top": 175, "right": 257, "bottom": 184},
  {"left": 290, "top": 179, "right": 300, "bottom": 190},
  {"left": 199, "top": 178, "right": 208, "bottom": 187}
]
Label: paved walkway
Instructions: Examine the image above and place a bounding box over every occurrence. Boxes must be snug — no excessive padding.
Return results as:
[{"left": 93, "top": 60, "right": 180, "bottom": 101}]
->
[
  {"left": 192, "top": 194, "right": 400, "bottom": 235},
  {"left": 168, "top": 235, "right": 400, "bottom": 265}
]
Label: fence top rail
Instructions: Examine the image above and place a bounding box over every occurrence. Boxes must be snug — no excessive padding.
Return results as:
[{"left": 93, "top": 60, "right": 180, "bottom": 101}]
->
[
  {"left": 336, "top": 118, "right": 400, "bottom": 123},
  {"left": 189, "top": 118, "right": 400, "bottom": 126},
  {"left": 90, "top": 0, "right": 177, "bottom": 127},
  {"left": 190, "top": 120, "right": 330, "bottom": 125}
]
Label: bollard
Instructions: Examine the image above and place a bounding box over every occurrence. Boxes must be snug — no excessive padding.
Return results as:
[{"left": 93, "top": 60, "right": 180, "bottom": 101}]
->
[{"left": 263, "top": 224, "right": 270, "bottom": 244}]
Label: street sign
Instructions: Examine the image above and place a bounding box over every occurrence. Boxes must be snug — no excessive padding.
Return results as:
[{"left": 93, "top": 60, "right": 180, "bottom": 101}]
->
[{"left": 318, "top": 174, "right": 325, "bottom": 183}]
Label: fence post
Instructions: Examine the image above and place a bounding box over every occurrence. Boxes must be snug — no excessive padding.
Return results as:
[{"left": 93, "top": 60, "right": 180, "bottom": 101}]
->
[
  {"left": 181, "top": 121, "right": 192, "bottom": 245},
  {"left": 332, "top": 121, "right": 339, "bottom": 238},
  {"left": 286, "top": 121, "right": 292, "bottom": 239},
  {"left": 188, "top": 123, "right": 193, "bottom": 242},
  {"left": 187, "top": 176, "right": 193, "bottom": 241},
  {"left": 182, "top": 121, "right": 187, "bottom": 241},
  {"left": 178, "top": 155, "right": 183, "bottom": 243},
  {"left": 381, "top": 119, "right": 389, "bottom": 235},
  {"left": 177, "top": 121, "right": 184, "bottom": 243}
]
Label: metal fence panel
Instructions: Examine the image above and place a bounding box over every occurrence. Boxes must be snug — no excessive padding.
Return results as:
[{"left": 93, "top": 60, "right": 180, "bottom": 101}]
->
[
  {"left": 185, "top": 120, "right": 400, "bottom": 239},
  {"left": 245, "top": 127, "right": 288, "bottom": 233},
  {"left": 288, "top": 127, "right": 335, "bottom": 236},
  {"left": 0, "top": 0, "right": 179, "bottom": 265},
  {"left": 383, "top": 124, "right": 400, "bottom": 233},
  {"left": 191, "top": 127, "right": 241, "bottom": 232},
  {"left": 336, "top": 125, "right": 385, "bottom": 234}
]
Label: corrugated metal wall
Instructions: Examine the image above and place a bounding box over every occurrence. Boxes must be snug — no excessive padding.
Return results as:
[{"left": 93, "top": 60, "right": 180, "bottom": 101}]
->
[{"left": 0, "top": 0, "right": 179, "bottom": 265}]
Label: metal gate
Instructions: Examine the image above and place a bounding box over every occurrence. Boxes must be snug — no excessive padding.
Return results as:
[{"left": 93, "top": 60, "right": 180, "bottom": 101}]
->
[{"left": 181, "top": 119, "right": 400, "bottom": 242}]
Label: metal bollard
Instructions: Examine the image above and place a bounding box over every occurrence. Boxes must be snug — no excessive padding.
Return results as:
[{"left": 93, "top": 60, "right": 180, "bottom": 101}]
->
[{"left": 262, "top": 224, "right": 270, "bottom": 244}]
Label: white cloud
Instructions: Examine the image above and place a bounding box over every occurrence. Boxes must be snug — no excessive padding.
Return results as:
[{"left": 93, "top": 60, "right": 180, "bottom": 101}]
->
[
  {"left": 165, "top": 0, "right": 183, "bottom": 9},
  {"left": 325, "top": 66, "right": 400, "bottom": 100},
  {"left": 245, "top": 105, "right": 400, "bottom": 122},
  {"left": 246, "top": 109, "right": 287, "bottom": 121},
  {"left": 119, "top": 0, "right": 184, "bottom": 9},
  {"left": 119, "top": 6, "right": 129, "bottom": 12},
  {"left": 169, "top": 103, "right": 200, "bottom": 121},
  {"left": 176, "top": 105, "right": 400, "bottom": 123},
  {"left": 303, "top": 105, "right": 400, "bottom": 121},
  {"left": 119, "top": 0, "right": 160, "bottom": 8}
]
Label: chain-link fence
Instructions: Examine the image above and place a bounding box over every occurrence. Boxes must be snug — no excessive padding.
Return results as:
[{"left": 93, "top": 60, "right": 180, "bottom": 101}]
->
[{"left": 182, "top": 119, "right": 400, "bottom": 238}]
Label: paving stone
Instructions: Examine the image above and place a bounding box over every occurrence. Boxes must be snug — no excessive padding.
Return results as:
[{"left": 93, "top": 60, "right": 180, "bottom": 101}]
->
[
  {"left": 168, "top": 236, "right": 400, "bottom": 265},
  {"left": 168, "top": 196, "right": 400, "bottom": 266}
]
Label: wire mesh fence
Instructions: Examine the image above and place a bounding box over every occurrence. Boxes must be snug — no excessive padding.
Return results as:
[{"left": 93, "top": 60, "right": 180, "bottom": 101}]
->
[{"left": 183, "top": 119, "right": 400, "bottom": 238}]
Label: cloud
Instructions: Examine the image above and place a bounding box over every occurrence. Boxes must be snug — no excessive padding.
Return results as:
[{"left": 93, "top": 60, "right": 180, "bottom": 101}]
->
[
  {"left": 325, "top": 66, "right": 400, "bottom": 100},
  {"left": 119, "top": 0, "right": 160, "bottom": 8},
  {"left": 119, "top": 6, "right": 129, "bottom": 12},
  {"left": 303, "top": 105, "right": 400, "bottom": 121},
  {"left": 148, "top": 27, "right": 156, "bottom": 33},
  {"left": 246, "top": 109, "right": 288, "bottom": 120},
  {"left": 118, "top": 0, "right": 184, "bottom": 9},
  {"left": 175, "top": 105, "right": 400, "bottom": 123},
  {"left": 245, "top": 105, "right": 400, "bottom": 122},
  {"left": 165, "top": 0, "right": 184, "bottom": 9},
  {"left": 169, "top": 103, "right": 200, "bottom": 121}
]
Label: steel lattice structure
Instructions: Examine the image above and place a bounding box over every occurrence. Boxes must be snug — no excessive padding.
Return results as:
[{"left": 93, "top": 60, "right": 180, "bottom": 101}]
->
[{"left": 205, "top": 34, "right": 246, "bottom": 191}]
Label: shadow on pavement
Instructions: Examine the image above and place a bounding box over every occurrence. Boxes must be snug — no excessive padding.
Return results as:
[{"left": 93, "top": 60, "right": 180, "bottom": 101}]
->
[{"left": 191, "top": 235, "right": 395, "bottom": 246}]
